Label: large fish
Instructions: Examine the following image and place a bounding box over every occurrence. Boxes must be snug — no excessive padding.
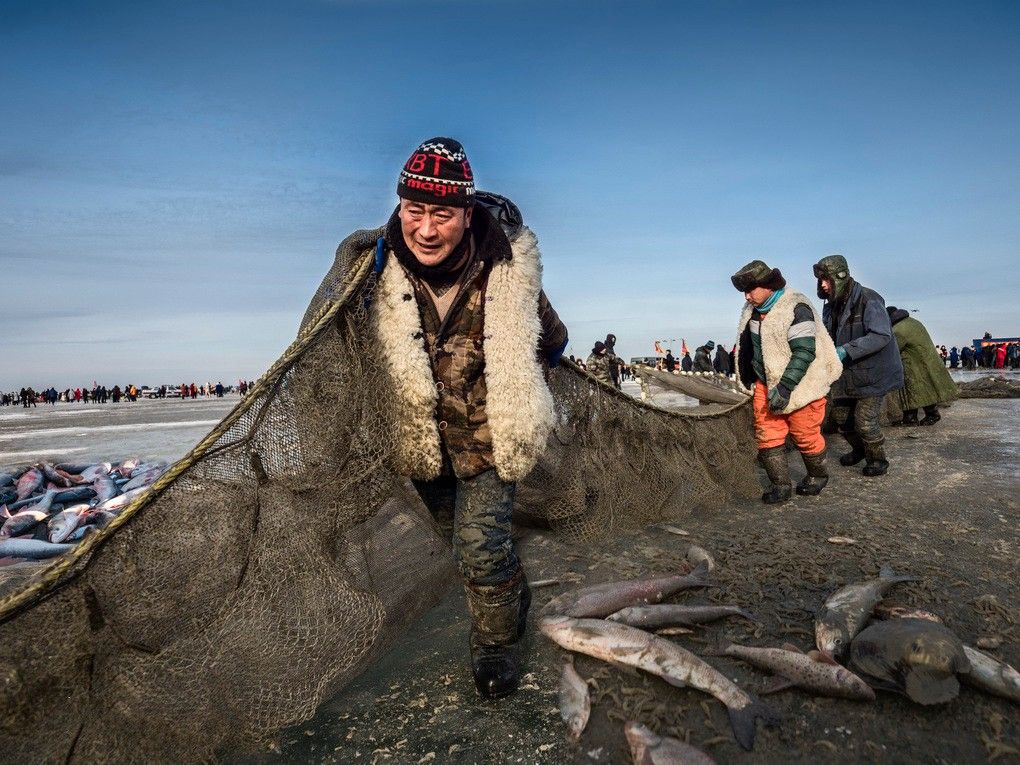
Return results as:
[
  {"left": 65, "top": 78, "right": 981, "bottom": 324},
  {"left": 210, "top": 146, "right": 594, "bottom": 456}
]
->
[
  {"left": 51, "top": 486, "right": 96, "bottom": 505},
  {"left": 961, "top": 646, "right": 1020, "bottom": 705},
  {"left": 115, "top": 458, "right": 141, "bottom": 478},
  {"left": 0, "top": 473, "right": 15, "bottom": 489},
  {"left": 48, "top": 504, "right": 89, "bottom": 544},
  {"left": 624, "top": 721, "right": 716, "bottom": 765},
  {"left": 3, "top": 488, "right": 61, "bottom": 518},
  {"left": 815, "top": 564, "right": 914, "bottom": 660},
  {"left": 539, "top": 616, "right": 777, "bottom": 750},
  {"left": 92, "top": 474, "right": 120, "bottom": 503},
  {"left": 120, "top": 466, "right": 166, "bottom": 493},
  {"left": 40, "top": 463, "right": 73, "bottom": 488},
  {"left": 720, "top": 642, "right": 875, "bottom": 701},
  {"left": 130, "top": 461, "right": 168, "bottom": 478},
  {"left": 15, "top": 468, "right": 44, "bottom": 500},
  {"left": 849, "top": 618, "right": 969, "bottom": 705},
  {"left": 1, "top": 509, "right": 50, "bottom": 538},
  {"left": 0, "top": 489, "right": 16, "bottom": 506},
  {"left": 78, "top": 463, "right": 113, "bottom": 483},
  {"left": 96, "top": 487, "right": 148, "bottom": 513},
  {"left": 558, "top": 661, "right": 590, "bottom": 741},
  {"left": 608, "top": 604, "right": 756, "bottom": 630},
  {"left": 0, "top": 538, "right": 74, "bottom": 560},
  {"left": 541, "top": 563, "right": 714, "bottom": 618}
]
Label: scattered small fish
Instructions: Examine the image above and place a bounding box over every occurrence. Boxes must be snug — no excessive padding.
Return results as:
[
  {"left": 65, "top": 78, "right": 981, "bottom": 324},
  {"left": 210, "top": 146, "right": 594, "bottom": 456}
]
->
[
  {"left": 659, "top": 525, "right": 689, "bottom": 537},
  {"left": 541, "top": 562, "right": 714, "bottom": 618},
  {"left": 815, "top": 564, "right": 914, "bottom": 660},
  {"left": 849, "top": 618, "right": 969, "bottom": 705},
  {"left": 558, "top": 661, "right": 590, "bottom": 741},
  {"left": 720, "top": 641, "right": 875, "bottom": 701},
  {"left": 873, "top": 604, "right": 943, "bottom": 623},
  {"left": 624, "top": 721, "right": 716, "bottom": 765},
  {"left": 0, "top": 538, "right": 74, "bottom": 560},
  {"left": 539, "top": 615, "right": 777, "bottom": 750},
  {"left": 608, "top": 604, "right": 756, "bottom": 630},
  {"left": 961, "top": 645, "right": 1020, "bottom": 704},
  {"left": 826, "top": 536, "right": 857, "bottom": 545}
]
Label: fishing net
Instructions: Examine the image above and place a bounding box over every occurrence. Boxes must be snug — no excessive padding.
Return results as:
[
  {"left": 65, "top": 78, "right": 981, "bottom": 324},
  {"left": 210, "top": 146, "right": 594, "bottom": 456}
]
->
[{"left": 0, "top": 230, "right": 758, "bottom": 763}]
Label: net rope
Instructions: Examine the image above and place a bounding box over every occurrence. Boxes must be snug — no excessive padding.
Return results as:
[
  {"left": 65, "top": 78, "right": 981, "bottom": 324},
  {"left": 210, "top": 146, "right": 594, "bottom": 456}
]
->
[{"left": 0, "top": 241, "right": 758, "bottom": 763}]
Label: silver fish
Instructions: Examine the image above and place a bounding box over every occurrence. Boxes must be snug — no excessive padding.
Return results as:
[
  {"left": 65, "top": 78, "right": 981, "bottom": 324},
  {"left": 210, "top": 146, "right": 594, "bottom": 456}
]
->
[
  {"left": 116, "top": 458, "right": 141, "bottom": 478},
  {"left": 78, "top": 463, "right": 113, "bottom": 482},
  {"left": 558, "top": 661, "right": 590, "bottom": 741},
  {"left": 685, "top": 545, "right": 715, "bottom": 573},
  {"left": 40, "top": 463, "right": 73, "bottom": 488},
  {"left": 539, "top": 616, "right": 777, "bottom": 750},
  {"left": 608, "top": 604, "right": 755, "bottom": 630},
  {"left": 1, "top": 509, "right": 50, "bottom": 538},
  {"left": 815, "top": 563, "right": 914, "bottom": 660},
  {"left": 130, "top": 461, "right": 168, "bottom": 478},
  {"left": 721, "top": 642, "right": 875, "bottom": 701},
  {"left": 625, "top": 721, "right": 716, "bottom": 765},
  {"left": 961, "top": 646, "right": 1020, "bottom": 704},
  {"left": 15, "top": 468, "right": 44, "bottom": 500},
  {"left": 48, "top": 504, "right": 89, "bottom": 544},
  {"left": 541, "top": 562, "right": 713, "bottom": 618},
  {"left": 92, "top": 474, "right": 120, "bottom": 503},
  {"left": 96, "top": 487, "right": 148, "bottom": 513},
  {"left": 0, "top": 538, "right": 73, "bottom": 560},
  {"left": 849, "top": 618, "right": 969, "bottom": 705},
  {"left": 120, "top": 466, "right": 166, "bottom": 493}
]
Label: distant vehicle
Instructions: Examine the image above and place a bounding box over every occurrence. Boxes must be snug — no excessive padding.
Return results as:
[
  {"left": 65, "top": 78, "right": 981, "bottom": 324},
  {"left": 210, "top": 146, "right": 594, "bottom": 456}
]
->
[{"left": 630, "top": 356, "right": 660, "bottom": 367}]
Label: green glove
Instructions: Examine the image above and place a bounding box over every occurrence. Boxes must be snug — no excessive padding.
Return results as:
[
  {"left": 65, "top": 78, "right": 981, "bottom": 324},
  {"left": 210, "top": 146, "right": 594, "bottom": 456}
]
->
[
  {"left": 767, "top": 384, "right": 791, "bottom": 413},
  {"left": 836, "top": 346, "right": 848, "bottom": 363}
]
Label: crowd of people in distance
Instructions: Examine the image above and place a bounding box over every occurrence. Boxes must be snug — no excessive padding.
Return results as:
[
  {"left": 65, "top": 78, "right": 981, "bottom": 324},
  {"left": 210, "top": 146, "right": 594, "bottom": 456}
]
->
[{"left": 0, "top": 380, "right": 257, "bottom": 407}]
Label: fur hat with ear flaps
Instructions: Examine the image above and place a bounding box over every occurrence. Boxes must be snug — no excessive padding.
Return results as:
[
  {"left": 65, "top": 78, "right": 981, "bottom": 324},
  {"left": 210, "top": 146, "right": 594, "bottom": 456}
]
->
[{"left": 730, "top": 260, "right": 787, "bottom": 292}]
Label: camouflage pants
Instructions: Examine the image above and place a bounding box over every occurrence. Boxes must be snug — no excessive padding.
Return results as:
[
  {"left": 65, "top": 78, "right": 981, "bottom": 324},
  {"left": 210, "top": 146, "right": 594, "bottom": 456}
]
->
[
  {"left": 413, "top": 470, "right": 520, "bottom": 587},
  {"left": 831, "top": 395, "right": 885, "bottom": 446}
]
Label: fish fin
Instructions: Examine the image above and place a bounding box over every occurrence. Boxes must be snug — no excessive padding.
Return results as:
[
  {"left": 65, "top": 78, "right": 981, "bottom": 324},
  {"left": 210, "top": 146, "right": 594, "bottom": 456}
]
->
[
  {"left": 878, "top": 563, "right": 916, "bottom": 584},
  {"left": 905, "top": 668, "right": 960, "bottom": 705},
  {"left": 808, "top": 650, "right": 840, "bottom": 666},
  {"left": 782, "top": 643, "right": 804, "bottom": 654},
  {"left": 726, "top": 696, "right": 780, "bottom": 751},
  {"left": 760, "top": 676, "right": 796, "bottom": 695}
]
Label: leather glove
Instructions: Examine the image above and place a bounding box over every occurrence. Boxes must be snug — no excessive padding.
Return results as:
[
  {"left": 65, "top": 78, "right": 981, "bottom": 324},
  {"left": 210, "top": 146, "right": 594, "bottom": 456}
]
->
[
  {"left": 836, "top": 346, "right": 848, "bottom": 363},
  {"left": 767, "top": 383, "right": 791, "bottom": 413}
]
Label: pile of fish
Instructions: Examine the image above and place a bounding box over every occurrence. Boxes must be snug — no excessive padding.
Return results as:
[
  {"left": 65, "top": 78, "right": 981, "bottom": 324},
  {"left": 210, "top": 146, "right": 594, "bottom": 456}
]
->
[
  {"left": 0, "top": 459, "right": 168, "bottom": 563},
  {"left": 540, "top": 552, "right": 1020, "bottom": 763}
]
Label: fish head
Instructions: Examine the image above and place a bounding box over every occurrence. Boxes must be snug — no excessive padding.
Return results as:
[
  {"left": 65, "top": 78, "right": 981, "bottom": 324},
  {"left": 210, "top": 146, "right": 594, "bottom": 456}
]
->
[
  {"left": 624, "top": 721, "right": 658, "bottom": 763},
  {"left": 815, "top": 620, "right": 850, "bottom": 661},
  {"left": 537, "top": 614, "right": 573, "bottom": 639}
]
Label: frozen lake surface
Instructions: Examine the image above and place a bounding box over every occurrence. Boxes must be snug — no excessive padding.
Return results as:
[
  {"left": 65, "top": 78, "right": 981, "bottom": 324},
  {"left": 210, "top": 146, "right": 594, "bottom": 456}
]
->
[{"left": 0, "top": 397, "right": 237, "bottom": 469}]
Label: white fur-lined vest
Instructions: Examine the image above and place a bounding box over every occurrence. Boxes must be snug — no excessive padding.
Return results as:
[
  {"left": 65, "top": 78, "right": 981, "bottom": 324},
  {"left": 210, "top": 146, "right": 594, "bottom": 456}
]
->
[
  {"left": 370, "top": 227, "right": 556, "bottom": 482},
  {"left": 735, "top": 289, "right": 842, "bottom": 413}
]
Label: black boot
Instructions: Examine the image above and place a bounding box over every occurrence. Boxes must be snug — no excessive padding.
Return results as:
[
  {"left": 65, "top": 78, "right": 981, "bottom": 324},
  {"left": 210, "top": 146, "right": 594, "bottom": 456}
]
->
[
  {"left": 466, "top": 571, "right": 525, "bottom": 699},
  {"left": 862, "top": 441, "right": 889, "bottom": 477},
  {"left": 796, "top": 450, "right": 829, "bottom": 495},
  {"left": 901, "top": 410, "right": 919, "bottom": 426},
  {"left": 919, "top": 406, "right": 941, "bottom": 426},
  {"left": 758, "top": 446, "right": 792, "bottom": 504},
  {"left": 839, "top": 432, "right": 866, "bottom": 466}
]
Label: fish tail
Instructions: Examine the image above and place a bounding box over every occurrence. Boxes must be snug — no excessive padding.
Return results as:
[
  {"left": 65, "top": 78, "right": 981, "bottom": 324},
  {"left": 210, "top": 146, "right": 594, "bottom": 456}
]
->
[
  {"left": 878, "top": 563, "right": 916, "bottom": 583},
  {"left": 726, "top": 696, "right": 781, "bottom": 751},
  {"left": 688, "top": 560, "right": 717, "bottom": 587}
]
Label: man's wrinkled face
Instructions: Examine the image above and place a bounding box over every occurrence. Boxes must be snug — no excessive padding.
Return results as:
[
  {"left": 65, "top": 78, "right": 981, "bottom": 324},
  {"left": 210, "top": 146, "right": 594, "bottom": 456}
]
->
[
  {"left": 745, "top": 286, "right": 773, "bottom": 306},
  {"left": 399, "top": 200, "right": 472, "bottom": 266}
]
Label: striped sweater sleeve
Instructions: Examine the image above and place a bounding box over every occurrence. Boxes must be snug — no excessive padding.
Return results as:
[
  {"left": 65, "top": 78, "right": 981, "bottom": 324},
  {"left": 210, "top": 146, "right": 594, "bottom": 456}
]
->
[{"left": 779, "top": 303, "right": 817, "bottom": 390}]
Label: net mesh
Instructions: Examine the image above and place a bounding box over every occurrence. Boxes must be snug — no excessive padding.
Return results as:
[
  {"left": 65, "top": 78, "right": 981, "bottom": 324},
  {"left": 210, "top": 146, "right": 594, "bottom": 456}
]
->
[{"left": 0, "top": 238, "right": 758, "bottom": 763}]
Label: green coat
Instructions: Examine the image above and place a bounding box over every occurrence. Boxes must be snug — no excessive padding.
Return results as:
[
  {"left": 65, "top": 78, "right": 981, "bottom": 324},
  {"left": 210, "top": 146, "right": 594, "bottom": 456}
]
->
[{"left": 891, "top": 316, "right": 959, "bottom": 410}]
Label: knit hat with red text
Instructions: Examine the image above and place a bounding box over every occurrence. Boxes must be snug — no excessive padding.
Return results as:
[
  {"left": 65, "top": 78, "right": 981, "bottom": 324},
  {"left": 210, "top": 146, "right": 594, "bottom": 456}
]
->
[{"left": 397, "top": 137, "right": 475, "bottom": 207}]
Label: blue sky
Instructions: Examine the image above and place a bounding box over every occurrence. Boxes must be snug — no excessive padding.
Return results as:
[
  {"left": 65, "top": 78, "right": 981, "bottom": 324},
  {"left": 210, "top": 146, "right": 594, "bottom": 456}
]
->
[{"left": 2, "top": 0, "right": 1018, "bottom": 388}]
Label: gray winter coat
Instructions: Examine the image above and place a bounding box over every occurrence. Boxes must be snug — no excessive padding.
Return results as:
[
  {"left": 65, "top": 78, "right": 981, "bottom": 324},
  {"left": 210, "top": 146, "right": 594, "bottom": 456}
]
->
[{"left": 822, "top": 281, "right": 904, "bottom": 398}]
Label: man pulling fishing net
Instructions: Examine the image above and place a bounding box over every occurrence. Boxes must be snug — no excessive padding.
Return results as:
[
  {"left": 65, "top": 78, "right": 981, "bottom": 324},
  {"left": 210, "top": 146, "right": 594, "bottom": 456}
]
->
[{"left": 350, "top": 137, "right": 568, "bottom": 698}]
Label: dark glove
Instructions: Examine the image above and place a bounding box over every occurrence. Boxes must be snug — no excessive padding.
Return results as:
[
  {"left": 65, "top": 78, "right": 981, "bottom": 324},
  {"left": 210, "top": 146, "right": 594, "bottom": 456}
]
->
[
  {"left": 545, "top": 336, "right": 569, "bottom": 368},
  {"left": 767, "top": 383, "right": 791, "bottom": 413}
]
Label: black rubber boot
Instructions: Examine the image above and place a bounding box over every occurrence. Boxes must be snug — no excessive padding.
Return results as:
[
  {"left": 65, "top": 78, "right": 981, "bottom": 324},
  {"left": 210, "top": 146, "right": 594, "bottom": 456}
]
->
[
  {"left": 796, "top": 450, "right": 829, "bottom": 496},
  {"left": 919, "top": 406, "right": 941, "bottom": 426},
  {"left": 862, "top": 441, "right": 889, "bottom": 477},
  {"left": 900, "top": 410, "right": 919, "bottom": 426},
  {"left": 839, "top": 432, "right": 866, "bottom": 466},
  {"left": 466, "top": 571, "right": 525, "bottom": 699},
  {"left": 759, "top": 446, "right": 793, "bottom": 504}
]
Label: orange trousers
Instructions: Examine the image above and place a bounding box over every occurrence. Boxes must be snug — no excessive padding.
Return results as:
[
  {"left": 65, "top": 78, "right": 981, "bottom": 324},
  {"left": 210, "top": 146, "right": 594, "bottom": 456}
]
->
[{"left": 753, "top": 381, "right": 826, "bottom": 454}]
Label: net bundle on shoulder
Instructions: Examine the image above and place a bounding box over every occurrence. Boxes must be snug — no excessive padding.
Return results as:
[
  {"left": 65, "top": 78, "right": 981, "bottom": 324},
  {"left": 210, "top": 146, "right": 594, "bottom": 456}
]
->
[{"left": 0, "top": 230, "right": 758, "bottom": 763}]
